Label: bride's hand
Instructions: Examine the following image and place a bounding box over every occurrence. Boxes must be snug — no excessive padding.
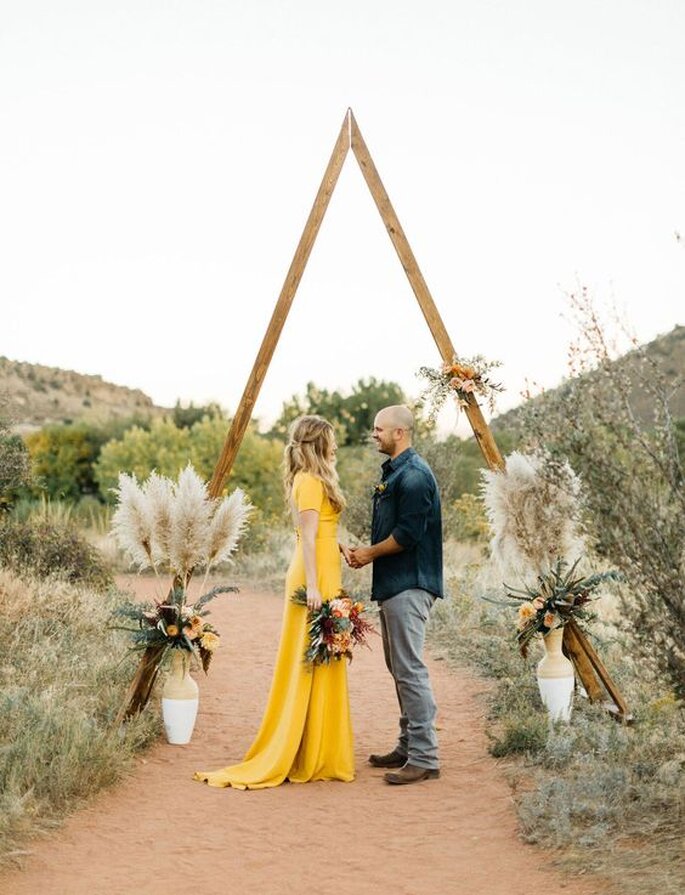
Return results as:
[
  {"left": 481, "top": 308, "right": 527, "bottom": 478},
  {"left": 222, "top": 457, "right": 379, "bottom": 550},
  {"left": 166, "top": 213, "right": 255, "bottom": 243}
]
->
[
  {"left": 306, "top": 586, "right": 323, "bottom": 611},
  {"left": 339, "top": 543, "right": 354, "bottom": 566}
]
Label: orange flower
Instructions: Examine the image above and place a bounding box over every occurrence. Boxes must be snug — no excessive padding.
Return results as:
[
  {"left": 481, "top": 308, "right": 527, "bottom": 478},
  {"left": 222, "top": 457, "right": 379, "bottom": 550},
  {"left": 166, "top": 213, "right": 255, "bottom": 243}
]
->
[
  {"left": 166, "top": 624, "right": 179, "bottom": 637},
  {"left": 183, "top": 625, "right": 198, "bottom": 641},
  {"left": 517, "top": 602, "right": 537, "bottom": 630},
  {"left": 543, "top": 612, "right": 556, "bottom": 628}
]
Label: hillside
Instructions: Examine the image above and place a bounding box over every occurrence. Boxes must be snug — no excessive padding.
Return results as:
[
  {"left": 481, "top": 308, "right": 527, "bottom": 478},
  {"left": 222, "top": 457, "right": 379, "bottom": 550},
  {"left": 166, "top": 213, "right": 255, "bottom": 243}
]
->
[
  {"left": 492, "top": 324, "right": 685, "bottom": 431},
  {"left": 0, "top": 357, "right": 168, "bottom": 434}
]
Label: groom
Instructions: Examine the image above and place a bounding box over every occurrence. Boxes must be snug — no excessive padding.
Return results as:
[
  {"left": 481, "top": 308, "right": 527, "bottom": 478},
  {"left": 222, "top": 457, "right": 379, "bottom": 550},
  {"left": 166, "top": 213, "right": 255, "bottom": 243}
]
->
[{"left": 348, "top": 405, "right": 442, "bottom": 785}]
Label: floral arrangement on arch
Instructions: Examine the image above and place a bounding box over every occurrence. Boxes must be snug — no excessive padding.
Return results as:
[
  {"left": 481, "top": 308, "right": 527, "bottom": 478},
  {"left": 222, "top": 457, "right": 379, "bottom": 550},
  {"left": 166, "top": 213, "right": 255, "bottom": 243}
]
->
[
  {"left": 291, "top": 587, "right": 378, "bottom": 665},
  {"left": 417, "top": 354, "right": 504, "bottom": 420},
  {"left": 110, "top": 465, "right": 252, "bottom": 672}
]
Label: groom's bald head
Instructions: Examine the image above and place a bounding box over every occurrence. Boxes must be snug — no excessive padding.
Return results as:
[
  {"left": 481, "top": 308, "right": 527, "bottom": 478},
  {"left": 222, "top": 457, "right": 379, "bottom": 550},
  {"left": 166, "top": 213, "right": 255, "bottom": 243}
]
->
[
  {"left": 376, "top": 405, "right": 414, "bottom": 434},
  {"left": 372, "top": 405, "right": 414, "bottom": 458}
]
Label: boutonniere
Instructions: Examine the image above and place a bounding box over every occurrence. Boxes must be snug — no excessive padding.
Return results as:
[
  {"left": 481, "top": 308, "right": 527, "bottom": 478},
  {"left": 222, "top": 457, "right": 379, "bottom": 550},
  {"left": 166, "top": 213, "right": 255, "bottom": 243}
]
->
[{"left": 373, "top": 482, "right": 387, "bottom": 497}]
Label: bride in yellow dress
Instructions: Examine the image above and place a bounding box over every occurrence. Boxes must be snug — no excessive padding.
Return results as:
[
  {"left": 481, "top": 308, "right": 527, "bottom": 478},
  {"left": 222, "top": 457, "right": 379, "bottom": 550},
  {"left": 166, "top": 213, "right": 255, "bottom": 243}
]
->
[{"left": 193, "top": 415, "right": 355, "bottom": 789}]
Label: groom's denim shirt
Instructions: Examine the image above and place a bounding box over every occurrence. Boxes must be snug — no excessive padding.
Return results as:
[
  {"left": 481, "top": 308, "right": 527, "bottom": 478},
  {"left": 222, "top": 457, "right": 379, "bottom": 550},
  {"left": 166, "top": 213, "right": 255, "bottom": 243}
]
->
[{"left": 371, "top": 448, "right": 444, "bottom": 602}]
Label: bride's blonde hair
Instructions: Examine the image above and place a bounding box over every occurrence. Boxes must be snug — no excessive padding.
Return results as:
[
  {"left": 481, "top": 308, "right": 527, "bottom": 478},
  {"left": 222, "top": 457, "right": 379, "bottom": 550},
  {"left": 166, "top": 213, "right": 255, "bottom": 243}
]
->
[{"left": 283, "top": 415, "right": 346, "bottom": 513}]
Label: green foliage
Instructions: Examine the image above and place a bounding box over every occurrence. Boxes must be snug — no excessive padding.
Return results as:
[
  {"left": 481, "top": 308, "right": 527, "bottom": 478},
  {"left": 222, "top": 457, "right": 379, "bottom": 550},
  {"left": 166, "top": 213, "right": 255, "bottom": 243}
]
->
[
  {"left": 95, "top": 415, "right": 284, "bottom": 520},
  {"left": 171, "top": 400, "right": 223, "bottom": 429},
  {"left": 0, "top": 517, "right": 113, "bottom": 590},
  {"left": 449, "top": 493, "right": 490, "bottom": 542},
  {"left": 270, "top": 377, "right": 408, "bottom": 445},
  {"left": 22, "top": 416, "right": 153, "bottom": 502},
  {"left": 24, "top": 422, "right": 106, "bottom": 500},
  {"left": 0, "top": 571, "right": 160, "bottom": 865},
  {"left": 336, "top": 444, "right": 381, "bottom": 541}
]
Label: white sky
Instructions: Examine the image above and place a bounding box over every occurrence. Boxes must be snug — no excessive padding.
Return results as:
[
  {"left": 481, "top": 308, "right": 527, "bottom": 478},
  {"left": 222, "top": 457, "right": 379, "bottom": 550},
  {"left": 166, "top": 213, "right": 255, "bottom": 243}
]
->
[{"left": 2, "top": 0, "right": 684, "bottom": 435}]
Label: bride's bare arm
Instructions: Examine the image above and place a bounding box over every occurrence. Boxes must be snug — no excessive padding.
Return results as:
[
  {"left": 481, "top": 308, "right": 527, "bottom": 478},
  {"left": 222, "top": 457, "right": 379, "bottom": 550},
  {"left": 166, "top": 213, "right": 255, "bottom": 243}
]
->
[{"left": 299, "top": 508, "right": 322, "bottom": 610}]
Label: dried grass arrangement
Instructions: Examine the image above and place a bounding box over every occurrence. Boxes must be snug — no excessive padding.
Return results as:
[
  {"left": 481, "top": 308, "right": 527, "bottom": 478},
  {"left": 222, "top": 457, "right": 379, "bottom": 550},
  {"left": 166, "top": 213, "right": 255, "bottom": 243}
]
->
[
  {"left": 110, "top": 465, "right": 252, "bottom": 671},
  {"left": 481, "top": 451, "right": 584, "bottom": 580},
  {"left": 112, "top": 464, "right": 251, "bottom": 589}
]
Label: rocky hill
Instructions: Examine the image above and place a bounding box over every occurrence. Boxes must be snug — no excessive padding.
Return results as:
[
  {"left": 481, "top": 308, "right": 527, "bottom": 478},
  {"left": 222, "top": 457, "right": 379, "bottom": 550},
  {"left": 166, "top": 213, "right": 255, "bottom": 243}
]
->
[
  {"left": 0, "top": 357, "right": 168, "bottom": 434},
  {"left": 493, "top": 324, "right": 685, "bottom": 431}
]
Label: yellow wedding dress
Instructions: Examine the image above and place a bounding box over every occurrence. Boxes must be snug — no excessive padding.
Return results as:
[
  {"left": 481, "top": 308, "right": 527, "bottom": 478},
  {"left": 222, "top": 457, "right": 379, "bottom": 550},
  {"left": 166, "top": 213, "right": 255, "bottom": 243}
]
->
[{"left": 193, "top": 471, "right": 355, "bottom": 789}]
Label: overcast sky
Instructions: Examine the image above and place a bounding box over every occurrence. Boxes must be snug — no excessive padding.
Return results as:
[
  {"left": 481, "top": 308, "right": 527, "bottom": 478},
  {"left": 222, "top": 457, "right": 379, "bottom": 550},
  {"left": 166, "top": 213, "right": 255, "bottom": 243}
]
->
[{"left": 2, "top": 1, "right": 683, "bottom": 435}]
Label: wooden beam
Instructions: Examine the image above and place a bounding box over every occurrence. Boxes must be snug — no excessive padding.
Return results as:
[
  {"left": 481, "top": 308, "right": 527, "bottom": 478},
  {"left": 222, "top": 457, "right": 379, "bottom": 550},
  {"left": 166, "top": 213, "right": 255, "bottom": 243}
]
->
[
  {"left": 207, "top": 110, "right": 352, "bottom": 498},
  {"left": 564, "top": 619, "right": 631, "bottom": 721},
  {"left": 349, "top": 112, "right": 505, "bottom": 472},
  {"left": 563, "top": 620, "right": 605, "bottom": 702}
]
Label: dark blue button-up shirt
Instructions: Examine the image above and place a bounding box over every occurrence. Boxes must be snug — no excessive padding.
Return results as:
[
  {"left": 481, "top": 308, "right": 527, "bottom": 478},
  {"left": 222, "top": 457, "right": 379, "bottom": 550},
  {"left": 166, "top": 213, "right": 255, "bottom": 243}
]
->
[{"left": 371, "top": 447, "right": 443, "bottom": 602}]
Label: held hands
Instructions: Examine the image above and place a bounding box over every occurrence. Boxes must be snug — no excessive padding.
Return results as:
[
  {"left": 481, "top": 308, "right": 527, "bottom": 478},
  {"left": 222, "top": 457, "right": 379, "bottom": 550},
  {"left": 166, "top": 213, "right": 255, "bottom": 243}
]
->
[{"left": 346, "top": 546, "right": 374, "bottom": 569}]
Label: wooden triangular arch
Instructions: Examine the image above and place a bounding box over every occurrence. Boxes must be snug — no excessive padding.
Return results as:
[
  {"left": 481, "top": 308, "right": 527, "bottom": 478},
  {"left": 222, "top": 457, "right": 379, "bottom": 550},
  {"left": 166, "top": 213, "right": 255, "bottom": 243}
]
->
[
  {"left": 207, "top": 108, "right": 505, "bottom": 496},
  {"left": 118, "top": 109, "right": 629, "bottom": 723}
]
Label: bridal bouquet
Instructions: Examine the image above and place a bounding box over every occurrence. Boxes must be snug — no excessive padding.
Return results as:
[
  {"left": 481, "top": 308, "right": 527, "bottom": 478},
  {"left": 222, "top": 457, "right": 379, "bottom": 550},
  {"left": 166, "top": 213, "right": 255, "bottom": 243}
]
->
[
  {"left": 418, "top": 353, "right": 504, "bottom": 419},
  {"left": 110, "top": 464, "right": 251, "bottom": 672},
  {"left": 291, "top": 587, "right": 378, "bottom": 665}
]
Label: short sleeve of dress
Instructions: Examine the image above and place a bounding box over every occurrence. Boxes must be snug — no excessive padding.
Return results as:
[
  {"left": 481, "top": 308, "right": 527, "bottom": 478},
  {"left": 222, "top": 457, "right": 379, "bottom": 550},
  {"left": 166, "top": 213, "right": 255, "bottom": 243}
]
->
[{"left": 293, "top": 473, "right": 324, "bottom": 513}]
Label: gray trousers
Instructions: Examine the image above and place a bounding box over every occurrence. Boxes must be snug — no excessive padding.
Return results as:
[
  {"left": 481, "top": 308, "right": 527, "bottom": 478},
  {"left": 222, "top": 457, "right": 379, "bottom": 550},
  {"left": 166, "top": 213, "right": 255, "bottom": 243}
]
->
[{"left": 379, "top": 588, "right": 439, "bottom": 769}]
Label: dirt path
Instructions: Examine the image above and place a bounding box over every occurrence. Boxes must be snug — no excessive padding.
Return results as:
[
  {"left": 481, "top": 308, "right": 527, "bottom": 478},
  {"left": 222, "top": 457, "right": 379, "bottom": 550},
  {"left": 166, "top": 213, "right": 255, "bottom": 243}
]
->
[{"left": 0, "top": 577, "right": 607, "bottom": 895}]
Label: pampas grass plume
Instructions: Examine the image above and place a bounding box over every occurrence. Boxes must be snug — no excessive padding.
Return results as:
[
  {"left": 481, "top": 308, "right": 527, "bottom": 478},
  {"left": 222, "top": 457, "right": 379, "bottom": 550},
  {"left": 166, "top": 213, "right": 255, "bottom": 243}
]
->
[
  {"left": 481, "top": 451, "right": 584, "bottom": 580},
  {"left": 169, "top": 464, "right": 212, "bottom": 577},
  {"left": 207, "top": 488, "right": 252, "bottom": 567},
  {"left": 111, "top": 473, "right": 155, "bottom": 570},
  {"left": 144, "top": 471, "right": 175, "bottom": 567}
]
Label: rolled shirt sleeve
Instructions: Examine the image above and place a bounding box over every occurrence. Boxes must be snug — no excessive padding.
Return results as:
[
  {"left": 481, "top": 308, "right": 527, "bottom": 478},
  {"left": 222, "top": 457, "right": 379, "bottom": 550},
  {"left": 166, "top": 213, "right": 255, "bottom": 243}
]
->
[{"left": 391, "top": 468, "right": 434, "bottom": 549}]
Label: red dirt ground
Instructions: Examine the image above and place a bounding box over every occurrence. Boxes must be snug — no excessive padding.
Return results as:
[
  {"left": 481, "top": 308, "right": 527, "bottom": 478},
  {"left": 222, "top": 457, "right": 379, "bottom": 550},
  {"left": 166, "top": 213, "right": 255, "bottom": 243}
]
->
[{"left": 0, "top": 576, "right": 610, "bottom": 895}]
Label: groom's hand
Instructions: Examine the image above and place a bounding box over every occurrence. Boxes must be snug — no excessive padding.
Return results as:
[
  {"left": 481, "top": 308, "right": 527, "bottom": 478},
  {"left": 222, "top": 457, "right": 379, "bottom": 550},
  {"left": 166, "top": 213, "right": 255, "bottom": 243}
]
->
[{"left": 349, "top": 546, "right": 374, "bottom": 568}]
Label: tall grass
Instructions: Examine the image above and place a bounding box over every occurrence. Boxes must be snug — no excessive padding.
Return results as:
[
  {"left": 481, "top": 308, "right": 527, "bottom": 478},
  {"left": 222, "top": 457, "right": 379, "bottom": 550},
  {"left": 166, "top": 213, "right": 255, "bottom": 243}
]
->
[
  {"left": 429, "top": 549, "right": 685, "bottom": 895},
  {"left": 0, "top": 570, "right": 160, "bottom": 866}
]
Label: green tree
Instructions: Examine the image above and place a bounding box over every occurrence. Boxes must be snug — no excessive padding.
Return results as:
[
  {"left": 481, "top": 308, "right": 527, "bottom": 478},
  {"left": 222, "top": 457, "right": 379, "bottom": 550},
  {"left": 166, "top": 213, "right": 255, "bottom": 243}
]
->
[
  {"left": 24, "top": 423, "right": 109, "bottom": 500},
  {"left": 171, "top": 400, "right": 223, "bottom": 429},
  {"left": 271, "top": 378, "right": 408, "bottom": 445},
  {"left": 95, "top": 415, "right": 284, "bottom": 519}
]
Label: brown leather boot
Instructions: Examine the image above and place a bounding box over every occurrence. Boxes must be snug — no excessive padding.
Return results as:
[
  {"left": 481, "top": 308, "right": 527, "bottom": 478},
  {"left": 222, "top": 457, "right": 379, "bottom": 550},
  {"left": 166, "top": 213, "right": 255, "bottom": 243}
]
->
[
  {"left": 368, "top": 749, "right": 407, "bottom": 768},
  {"left": 384, "top": 764, "right": 440, "bottom": 785}
]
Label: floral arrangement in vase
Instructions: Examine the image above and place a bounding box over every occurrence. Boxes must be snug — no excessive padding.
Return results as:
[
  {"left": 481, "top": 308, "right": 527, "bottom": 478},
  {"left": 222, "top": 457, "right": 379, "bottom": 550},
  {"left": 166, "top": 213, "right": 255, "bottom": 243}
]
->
[
  {"left": 290, "top": 587, "right": 378, "bottom": 665},
  {"left": 417, "top": 354, "right": 504, "bottom": 419},
  {"left": 110, "top": 464, "right": 252, "bottom": 673},
  {"left": 500, "top": 557, "right": 621, "bottom": 657}
]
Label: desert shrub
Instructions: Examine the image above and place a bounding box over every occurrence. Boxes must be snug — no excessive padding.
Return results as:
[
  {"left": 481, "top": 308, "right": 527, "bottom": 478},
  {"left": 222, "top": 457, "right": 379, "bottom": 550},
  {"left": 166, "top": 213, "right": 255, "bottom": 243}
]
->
[
  {"left": 0, "top": 570, "right": 160, "bottom": 864},
  {"left": 0, "top": 517, "right": 113, "bottom": 590},
  {"left": 448, "top": 492, "right": 491, "bottom": 543},
  {"left": 429, "top": 566, "right": 685, "bottom": 894},
  {"left": 0, "top": 397, "right": 31, "bottom": 507},
  {"left": 517, "top": 292, "right": 685, "bottom": 698}
]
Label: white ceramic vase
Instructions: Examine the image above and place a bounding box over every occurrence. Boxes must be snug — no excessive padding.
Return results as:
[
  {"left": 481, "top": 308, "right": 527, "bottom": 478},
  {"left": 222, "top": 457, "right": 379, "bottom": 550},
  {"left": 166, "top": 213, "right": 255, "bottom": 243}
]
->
[
  {"left": 537, "top": 627, "right": 574, "bottom": 722},
  {"left": 161, "top": 649, "right": 199, "bottom": 744}
]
